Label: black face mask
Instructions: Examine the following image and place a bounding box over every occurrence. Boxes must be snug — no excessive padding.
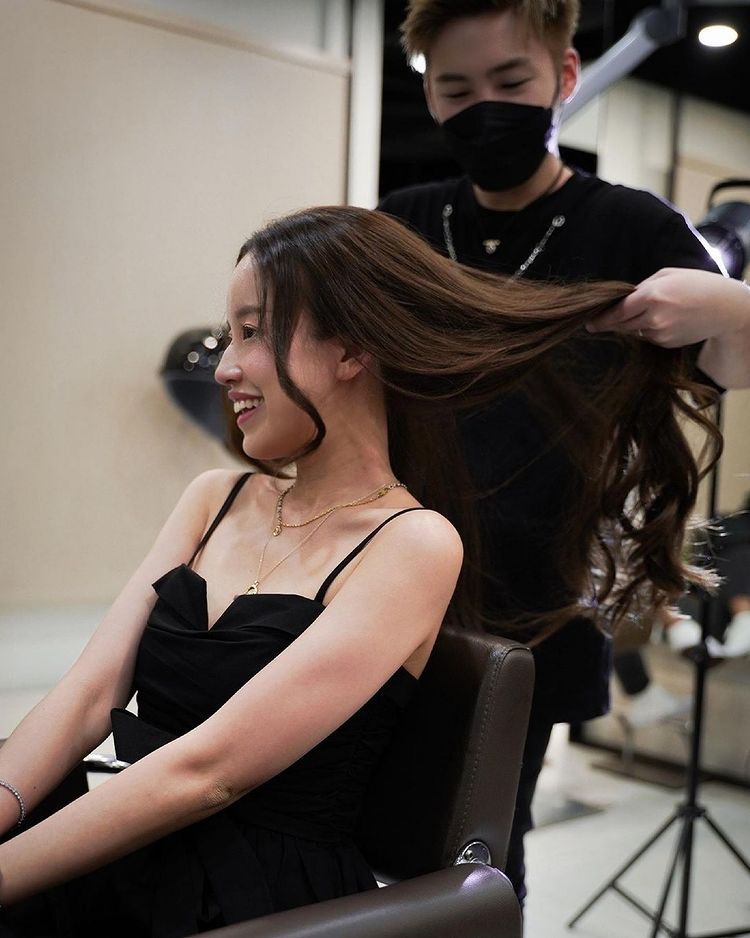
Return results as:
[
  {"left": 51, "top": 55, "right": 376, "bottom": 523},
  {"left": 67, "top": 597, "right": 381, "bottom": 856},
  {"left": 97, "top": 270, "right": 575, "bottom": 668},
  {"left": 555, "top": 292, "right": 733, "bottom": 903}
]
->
[{"left": 440, "top": 99, "right": 555, "bottom": 192}]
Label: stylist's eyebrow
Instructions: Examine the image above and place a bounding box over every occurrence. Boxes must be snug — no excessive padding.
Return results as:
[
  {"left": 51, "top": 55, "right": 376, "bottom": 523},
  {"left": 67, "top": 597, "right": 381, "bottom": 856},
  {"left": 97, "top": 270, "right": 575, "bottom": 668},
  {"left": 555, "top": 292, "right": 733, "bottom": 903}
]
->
[{"left": 434, "top": 57, "right": 531, "bottom": 83}]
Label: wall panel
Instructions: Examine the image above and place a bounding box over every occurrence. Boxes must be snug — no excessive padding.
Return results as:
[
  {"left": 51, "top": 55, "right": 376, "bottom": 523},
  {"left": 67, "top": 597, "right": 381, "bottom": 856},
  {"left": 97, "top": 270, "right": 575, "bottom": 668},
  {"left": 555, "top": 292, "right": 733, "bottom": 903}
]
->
[{"left": 0, "top": 0, "right": 348, "bottom": 608}]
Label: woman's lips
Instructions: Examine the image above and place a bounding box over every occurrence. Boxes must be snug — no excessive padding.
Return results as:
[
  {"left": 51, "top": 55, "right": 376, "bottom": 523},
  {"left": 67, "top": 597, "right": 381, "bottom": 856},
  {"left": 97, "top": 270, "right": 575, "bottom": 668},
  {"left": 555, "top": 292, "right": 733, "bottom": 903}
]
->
[
  {"left": 236, "top": 400, "right": 263, "bottom": 426},
  {"left": 232, "top": 396, "right": 263, "bottom": 421}
]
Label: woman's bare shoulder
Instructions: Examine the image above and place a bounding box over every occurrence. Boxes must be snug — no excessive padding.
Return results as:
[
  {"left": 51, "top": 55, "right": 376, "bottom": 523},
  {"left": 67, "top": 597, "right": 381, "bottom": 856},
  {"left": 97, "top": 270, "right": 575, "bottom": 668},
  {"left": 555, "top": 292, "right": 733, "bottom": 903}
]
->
[
  {"left": 182, "top": 468, "right": 258, "bottom": 516},
  {"left": 380, "top": 507, "right": 463, "bottom": 573},
  {"left": 322, "top": 508, "right": 462, "bottom": 645}
]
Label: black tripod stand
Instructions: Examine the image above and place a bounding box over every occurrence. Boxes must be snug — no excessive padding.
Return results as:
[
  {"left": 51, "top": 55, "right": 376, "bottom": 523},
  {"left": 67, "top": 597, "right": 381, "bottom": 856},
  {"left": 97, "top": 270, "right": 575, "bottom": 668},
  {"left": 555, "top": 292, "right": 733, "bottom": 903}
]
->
[{"left": 568, "top": 402, "right": 750, "bottom": 938}]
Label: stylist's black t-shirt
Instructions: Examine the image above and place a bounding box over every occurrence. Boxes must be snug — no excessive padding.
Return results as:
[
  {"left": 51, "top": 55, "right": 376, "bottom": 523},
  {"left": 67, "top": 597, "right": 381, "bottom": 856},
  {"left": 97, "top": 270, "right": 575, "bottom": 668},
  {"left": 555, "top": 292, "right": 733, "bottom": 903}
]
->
[{"left": 379, "top": 170, "right": 719, "bottom": 722}]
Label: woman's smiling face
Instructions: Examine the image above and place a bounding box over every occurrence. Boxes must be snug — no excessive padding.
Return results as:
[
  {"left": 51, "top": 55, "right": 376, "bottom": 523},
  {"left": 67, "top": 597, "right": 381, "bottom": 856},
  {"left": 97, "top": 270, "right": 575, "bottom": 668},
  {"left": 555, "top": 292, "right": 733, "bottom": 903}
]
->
[{"left": 215, "top": 254, "right": 345, "bottom": 462}]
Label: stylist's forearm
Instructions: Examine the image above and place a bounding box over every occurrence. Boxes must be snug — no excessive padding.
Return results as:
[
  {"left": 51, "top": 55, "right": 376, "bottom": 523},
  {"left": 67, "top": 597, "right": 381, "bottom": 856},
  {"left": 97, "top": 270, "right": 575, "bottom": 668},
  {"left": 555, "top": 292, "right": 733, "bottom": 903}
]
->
[
  {"left": 697, "top": 281, "right": 750, "bottom": 388},
  {"left": 0, "top": 738, "right": 225, "bottom": 904}
]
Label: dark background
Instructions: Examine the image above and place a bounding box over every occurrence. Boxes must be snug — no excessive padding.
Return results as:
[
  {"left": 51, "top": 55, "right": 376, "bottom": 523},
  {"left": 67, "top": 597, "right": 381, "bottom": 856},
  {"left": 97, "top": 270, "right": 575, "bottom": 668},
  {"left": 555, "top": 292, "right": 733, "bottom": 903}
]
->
[{"left": 379, "top": 0, "right": 750, "bottom": 196}]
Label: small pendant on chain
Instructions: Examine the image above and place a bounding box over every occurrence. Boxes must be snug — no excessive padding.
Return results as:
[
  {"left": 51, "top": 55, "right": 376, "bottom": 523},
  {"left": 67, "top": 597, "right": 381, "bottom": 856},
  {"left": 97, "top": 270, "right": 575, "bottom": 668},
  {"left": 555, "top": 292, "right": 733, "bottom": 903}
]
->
[
  {"left": 483, "top": 238, "right": 501, "bottom": 255},
  {"left": 246, "top": 582, "right": 259, "bottom": 595}
]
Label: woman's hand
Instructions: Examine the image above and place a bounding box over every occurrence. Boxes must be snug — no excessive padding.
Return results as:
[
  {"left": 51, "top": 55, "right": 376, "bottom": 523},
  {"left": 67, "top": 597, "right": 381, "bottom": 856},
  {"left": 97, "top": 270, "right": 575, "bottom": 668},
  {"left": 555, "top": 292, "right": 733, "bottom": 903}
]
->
[{"left": 586, "top": 268, "right": 750, "bottom": 387}]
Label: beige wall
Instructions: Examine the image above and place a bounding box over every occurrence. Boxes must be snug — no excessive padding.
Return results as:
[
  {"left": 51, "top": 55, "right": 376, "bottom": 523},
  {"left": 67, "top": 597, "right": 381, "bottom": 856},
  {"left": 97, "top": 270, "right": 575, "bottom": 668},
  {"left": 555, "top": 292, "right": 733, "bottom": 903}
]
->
[
  {"left": 0, "top": 0, "right": 349, "bottom": 609},
  {"left": 86, "top": 0, "right": 351, "bottom": 56}
]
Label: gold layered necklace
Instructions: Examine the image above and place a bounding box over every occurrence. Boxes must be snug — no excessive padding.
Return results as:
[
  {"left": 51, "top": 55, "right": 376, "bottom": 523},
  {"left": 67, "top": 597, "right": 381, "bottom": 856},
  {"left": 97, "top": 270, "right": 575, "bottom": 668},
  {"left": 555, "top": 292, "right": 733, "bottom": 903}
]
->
[
  {"left": 272, "top": 480, "right": 407, "bottom": 536},
  {"left": 244, "top": 480, "right": 407, "bottom": 595}
]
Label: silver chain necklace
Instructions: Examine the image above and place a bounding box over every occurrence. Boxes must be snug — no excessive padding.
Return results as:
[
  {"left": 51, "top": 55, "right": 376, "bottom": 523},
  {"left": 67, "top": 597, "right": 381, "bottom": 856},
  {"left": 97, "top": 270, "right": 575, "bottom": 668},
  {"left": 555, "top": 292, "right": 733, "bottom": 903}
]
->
[{"left": 442, "top": 204, "right": 566, "bottom": 280}]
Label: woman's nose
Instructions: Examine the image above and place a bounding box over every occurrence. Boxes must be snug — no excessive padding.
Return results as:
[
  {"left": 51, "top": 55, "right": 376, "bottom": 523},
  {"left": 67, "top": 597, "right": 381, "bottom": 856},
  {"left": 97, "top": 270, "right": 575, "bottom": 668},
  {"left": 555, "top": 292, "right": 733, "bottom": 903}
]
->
[{"left": 214, "top": 345, "right": 242, "bottom": 386}]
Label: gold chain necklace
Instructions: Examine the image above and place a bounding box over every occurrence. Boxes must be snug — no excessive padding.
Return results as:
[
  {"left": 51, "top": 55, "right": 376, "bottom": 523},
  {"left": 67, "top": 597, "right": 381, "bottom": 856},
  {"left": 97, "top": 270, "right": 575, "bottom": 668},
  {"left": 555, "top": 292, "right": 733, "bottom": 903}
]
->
[
  {"left": 272, "top": 480, "right": 407, "bottom": 537},
  {"left": 245, "top": 513, "right": 332, "bottom": 595},
  {"left": 245, "top": 479, "right": 407, "bottom": 595}
]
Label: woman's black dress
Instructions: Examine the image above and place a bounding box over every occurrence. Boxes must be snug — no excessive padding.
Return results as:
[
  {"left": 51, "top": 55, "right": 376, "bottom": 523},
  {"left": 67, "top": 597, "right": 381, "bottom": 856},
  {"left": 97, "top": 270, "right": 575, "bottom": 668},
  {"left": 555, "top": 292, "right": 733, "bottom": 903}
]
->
[{"left": 2, "top": 475, "right": 418, "bottom": 937}]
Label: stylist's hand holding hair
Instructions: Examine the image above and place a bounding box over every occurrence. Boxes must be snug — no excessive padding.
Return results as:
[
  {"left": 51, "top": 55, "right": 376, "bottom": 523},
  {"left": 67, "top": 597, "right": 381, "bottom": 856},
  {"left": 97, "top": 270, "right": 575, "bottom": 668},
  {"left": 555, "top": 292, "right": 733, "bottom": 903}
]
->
[{"left": 586, "top": 268, "right": 750, "bottom": 389}]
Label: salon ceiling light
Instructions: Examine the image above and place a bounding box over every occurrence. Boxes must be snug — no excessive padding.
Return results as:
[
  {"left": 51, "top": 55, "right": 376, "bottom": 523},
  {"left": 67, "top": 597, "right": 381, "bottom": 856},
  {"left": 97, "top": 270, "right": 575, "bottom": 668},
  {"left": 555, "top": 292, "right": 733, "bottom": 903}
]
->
[{"left": 698, "top": 24, "right": 738, "bottom": 47}]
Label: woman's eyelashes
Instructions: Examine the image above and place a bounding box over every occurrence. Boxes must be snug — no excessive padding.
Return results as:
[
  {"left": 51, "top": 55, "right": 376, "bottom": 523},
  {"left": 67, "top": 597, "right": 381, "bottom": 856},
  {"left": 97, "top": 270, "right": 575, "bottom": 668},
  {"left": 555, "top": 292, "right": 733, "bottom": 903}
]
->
[{"left": 218, "top": 320, "right": 259, "bottom": 345}]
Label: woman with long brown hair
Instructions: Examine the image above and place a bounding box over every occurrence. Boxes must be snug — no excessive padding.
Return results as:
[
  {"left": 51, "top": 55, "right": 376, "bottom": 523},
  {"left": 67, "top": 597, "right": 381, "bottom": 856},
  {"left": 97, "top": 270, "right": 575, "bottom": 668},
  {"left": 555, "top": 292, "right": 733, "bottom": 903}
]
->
[{"left": 0, "top": 206, "right": 720, "bottom": 936}]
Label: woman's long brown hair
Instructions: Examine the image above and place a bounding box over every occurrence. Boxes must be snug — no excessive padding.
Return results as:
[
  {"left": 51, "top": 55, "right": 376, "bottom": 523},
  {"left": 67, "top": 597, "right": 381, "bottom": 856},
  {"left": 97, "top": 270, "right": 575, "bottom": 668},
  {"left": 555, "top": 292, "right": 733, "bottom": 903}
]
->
[{"left": 227, "top": 205, "right": 721, "bottom": 640}]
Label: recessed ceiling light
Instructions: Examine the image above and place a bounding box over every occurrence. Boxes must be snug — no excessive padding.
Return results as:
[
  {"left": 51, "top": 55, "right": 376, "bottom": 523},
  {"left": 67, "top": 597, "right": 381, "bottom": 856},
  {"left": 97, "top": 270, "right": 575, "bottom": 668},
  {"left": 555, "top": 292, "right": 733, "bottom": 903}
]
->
[{"left": 698, "top": 24, "right": 738, "bottom": 47}]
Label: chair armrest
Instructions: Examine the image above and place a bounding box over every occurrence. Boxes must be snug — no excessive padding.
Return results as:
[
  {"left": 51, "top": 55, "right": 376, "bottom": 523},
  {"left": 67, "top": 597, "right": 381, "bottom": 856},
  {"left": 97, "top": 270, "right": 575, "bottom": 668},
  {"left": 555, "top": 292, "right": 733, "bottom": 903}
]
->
[{"left": 202, "top": 864, "right": 521, "bottom": 938}]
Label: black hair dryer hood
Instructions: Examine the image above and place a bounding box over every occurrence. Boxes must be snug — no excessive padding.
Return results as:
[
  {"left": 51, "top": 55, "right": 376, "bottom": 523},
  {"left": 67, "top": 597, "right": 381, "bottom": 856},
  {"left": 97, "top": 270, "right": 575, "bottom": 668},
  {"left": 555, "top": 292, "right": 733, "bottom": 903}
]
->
[
  {"left": 160, "top": 328, "right": 226, "bottom": 443},
  {"left": 697, "top": 179, "right": 750, "bottom": 280}
]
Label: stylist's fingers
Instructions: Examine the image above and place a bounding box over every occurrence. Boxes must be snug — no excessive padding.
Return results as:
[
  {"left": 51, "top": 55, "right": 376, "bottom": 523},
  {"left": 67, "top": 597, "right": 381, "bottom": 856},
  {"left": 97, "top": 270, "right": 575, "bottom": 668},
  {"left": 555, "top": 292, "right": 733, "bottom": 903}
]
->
[{"left": 585, "top": 289, "right": 649, "bottom": 334}]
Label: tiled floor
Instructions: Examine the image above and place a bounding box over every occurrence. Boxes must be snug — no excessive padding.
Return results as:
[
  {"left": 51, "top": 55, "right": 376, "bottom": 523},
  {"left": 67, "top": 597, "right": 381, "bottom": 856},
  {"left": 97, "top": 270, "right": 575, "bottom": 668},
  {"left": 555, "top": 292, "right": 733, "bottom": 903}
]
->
[{"left": 524, "top": 724, "right": 750, "bottom": 937}]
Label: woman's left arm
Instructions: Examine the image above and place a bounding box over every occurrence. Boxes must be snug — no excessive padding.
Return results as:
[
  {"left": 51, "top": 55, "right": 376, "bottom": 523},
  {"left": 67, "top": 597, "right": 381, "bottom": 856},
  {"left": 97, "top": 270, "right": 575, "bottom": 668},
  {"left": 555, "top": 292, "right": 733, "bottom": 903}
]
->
[
  {"left": 586, "top": 269, "right": 750, "bottom": 389},
  {"left": 0, "top": 510, "right": 462, "bottom": 905}
]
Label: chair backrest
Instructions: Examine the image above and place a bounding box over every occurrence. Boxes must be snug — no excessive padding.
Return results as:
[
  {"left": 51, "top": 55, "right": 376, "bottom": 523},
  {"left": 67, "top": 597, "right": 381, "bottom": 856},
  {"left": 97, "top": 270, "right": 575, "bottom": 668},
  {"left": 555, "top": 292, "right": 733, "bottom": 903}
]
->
[{"left": 356, "top": 625, "right": 534, "bottom": 883}]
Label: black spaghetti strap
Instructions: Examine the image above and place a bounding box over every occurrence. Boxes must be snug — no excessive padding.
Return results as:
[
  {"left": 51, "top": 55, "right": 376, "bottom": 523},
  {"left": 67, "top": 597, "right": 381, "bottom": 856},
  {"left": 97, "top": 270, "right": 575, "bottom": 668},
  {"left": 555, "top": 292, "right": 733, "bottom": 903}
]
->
[
  {"left": 313, "top": 508, "right": 425, "bottom": 605},
  {"left": 188, "top": 472, "right": 253, "bottom": 568}
]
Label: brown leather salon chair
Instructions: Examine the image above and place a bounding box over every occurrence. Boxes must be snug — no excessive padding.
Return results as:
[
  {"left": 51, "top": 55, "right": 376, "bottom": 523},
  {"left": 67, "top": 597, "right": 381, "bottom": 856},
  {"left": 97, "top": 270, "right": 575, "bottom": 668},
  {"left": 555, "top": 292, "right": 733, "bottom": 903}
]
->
[
  {"left": 203, "top": 625, "right": 534, "bottom": 938},
  {"left": 3, "top": 626, "right": 534, "bottom": 938}
]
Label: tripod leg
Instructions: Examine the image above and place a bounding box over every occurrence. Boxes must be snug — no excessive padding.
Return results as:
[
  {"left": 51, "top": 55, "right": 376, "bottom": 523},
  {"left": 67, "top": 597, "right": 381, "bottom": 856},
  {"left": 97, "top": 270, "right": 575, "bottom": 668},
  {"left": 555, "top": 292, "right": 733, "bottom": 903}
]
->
[
  {"left": 568, "top": 812, "right": 678, "bottom": 928},
  {"left": 702, "top": 814, "right": 750, "bottom": 875},
  {"left": 649, "top": 818, "right": 689, "bottom": 938},
  {"left": 676, "top": 817, "right": 695, "bottom": 938}
]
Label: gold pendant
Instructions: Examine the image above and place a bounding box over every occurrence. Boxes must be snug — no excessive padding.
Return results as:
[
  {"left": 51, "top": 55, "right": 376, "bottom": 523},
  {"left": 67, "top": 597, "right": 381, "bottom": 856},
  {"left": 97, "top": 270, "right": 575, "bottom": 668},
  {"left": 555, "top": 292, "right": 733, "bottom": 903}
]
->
[
  {"left": 246, "top": 582, "right": 259, "bottom": 595},
  {"left": 483, "top": 239, "right": 501, "bottom": 255}
]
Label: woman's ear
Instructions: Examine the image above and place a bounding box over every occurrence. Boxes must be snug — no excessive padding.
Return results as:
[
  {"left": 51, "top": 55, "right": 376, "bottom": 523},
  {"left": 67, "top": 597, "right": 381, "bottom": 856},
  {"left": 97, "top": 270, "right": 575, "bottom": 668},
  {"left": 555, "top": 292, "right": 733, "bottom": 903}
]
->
[{"left": 336, "top": 343, "right": 373, "bottom": 381}]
